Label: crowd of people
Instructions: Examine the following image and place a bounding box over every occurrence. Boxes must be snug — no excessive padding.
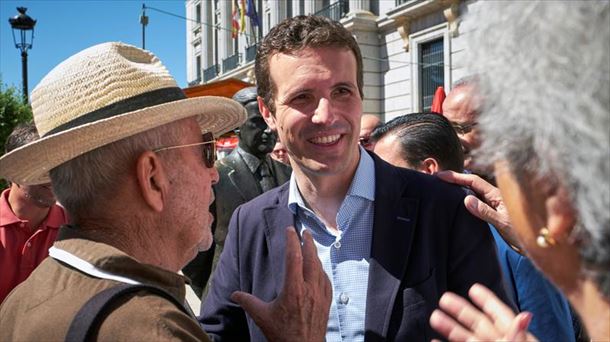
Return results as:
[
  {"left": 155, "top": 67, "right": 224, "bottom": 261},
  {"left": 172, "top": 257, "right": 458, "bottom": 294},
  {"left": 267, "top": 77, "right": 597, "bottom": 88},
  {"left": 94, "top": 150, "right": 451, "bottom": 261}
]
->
[{"left": 0, "top": 1, "right": 608, "bottom": 341}]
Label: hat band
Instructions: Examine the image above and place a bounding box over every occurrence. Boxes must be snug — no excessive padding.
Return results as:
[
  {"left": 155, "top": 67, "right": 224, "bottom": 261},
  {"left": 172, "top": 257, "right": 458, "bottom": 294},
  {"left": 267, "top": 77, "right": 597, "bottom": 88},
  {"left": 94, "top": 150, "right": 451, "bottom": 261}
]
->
[{"left": 43, "top": 87, "right": 186, "bottom": 137}]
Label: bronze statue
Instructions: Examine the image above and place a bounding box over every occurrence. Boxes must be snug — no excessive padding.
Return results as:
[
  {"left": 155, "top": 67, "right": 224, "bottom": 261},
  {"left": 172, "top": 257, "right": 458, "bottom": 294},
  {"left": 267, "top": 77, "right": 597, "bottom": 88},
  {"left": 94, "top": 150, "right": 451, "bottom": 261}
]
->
[{"left": 184, "top": 87, "right": 291, "bottom": 297}]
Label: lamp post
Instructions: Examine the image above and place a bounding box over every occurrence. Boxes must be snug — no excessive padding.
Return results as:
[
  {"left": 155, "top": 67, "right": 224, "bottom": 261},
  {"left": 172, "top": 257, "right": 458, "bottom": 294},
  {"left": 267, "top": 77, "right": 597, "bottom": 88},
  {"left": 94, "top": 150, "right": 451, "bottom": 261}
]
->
[
  {"left": 8, "top": 7, "right": 36, "bottom": 104},
  {"left": 140, "top": 4, "right": 148, "bottom": 49}
]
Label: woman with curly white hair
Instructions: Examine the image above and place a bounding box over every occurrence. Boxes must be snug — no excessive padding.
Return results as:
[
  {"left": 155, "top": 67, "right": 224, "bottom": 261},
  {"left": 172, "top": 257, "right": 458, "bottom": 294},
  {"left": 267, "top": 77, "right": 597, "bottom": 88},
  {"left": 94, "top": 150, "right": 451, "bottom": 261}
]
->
[{"left": 430, "top": 1, "right": 609, "bottom": 340}]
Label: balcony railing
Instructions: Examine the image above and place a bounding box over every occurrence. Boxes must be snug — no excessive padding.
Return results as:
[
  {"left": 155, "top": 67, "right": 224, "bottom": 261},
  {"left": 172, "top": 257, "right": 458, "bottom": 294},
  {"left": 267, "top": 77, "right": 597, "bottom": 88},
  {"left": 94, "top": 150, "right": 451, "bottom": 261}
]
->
[
  {"left": 222, "top": 53, "right": 241, "bottom": 73},
  {"left": 245, "top": 43, "right": 258, "bottom": 63},
  {"left": 188, "top": 76, "right": 202, "bottom": 87},
  {"left": 203, "top": 64, "right": 218, "bottom": 82},
  {"left": 314, "top": 0, "right": 349, "bottom": 22}
]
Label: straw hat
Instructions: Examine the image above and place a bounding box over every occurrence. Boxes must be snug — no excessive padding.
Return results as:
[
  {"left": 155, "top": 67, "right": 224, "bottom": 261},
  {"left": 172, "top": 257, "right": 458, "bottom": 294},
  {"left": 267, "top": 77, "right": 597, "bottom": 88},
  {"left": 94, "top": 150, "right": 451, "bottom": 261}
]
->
[{"left": 0, "top": 42, "right": 246, "bottom": 185}]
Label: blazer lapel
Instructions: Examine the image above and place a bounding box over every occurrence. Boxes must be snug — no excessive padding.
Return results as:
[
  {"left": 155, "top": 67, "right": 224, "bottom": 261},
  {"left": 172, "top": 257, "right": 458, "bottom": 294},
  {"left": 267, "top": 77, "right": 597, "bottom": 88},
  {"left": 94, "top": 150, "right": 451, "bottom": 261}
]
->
[
  {"left": 262, "top": 185, "right": 296, "bottom": 295},
  {"left": 365, "top": 156, "right": 419, "bottom": 340}
]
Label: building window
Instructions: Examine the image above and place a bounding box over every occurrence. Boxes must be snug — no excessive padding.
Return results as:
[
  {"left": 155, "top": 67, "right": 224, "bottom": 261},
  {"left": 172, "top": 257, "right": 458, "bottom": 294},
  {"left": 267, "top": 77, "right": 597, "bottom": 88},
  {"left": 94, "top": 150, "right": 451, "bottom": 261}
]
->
[
  {"left": 287, "top": 0, "right": 292, "bottom": 18},
  {"left": 266, "top": 11, "right": 271, "bottom": 34},
  {"left": 195, "top": 3, "right": 201, "bottom": 23},
  {"left": 196, "top": 55, "right": 202, "bottom": 80},
  {"left": 419, "top": 38, "right": 444, "bottom": 111}
]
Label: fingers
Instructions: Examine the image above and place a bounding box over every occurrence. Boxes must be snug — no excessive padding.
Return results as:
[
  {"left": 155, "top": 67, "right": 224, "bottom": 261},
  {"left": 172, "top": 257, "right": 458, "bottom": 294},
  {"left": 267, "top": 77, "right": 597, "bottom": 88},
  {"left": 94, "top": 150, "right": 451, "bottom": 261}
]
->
[
  {"left": 436, "top": 170, "right": 477, "bottom": 190},
  {"left": 301, "top": 229, "right": 332, "bottom": 312},
  {"left": 437, "top": 171, "right": 498, "bottom": 203},
  {"left": 506, "top": 312, "right": 535, "bottom": 341},
  {"left": 464, "top": 195, "right": 502, "bottom": 228},
  {"left": 283, "top": 227, "right": 304, "bottom": 287},
  {"left": 468, "top": 283, "right": 517, "bottom": 331},
  {"left": 231, "top": 291, "right": 268, "bottom": 325},
  {"left": 301, "top": 230, "right": 319, "bottom": 282},
  {"left": 437, "top": 292, "right": 500, "bottom": 340},
  {"left": 430, "top": 309, "right": 474, "bottom": 341}
]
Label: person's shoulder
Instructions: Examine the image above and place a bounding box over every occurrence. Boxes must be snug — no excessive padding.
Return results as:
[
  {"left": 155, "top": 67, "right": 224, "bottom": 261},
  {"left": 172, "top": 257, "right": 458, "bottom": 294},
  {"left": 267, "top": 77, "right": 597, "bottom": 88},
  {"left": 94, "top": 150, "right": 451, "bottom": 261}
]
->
[
  {"left": 376, "top": 160, "right": 466, "bottom": 199},
  {"left": 99, "top": 291, "right": 210, "bottom": 341}
]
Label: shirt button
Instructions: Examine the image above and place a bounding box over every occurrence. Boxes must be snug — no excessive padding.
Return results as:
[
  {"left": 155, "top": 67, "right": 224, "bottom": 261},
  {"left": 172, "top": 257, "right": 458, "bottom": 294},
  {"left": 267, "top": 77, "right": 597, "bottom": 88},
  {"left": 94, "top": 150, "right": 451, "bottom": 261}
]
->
[
  {"left": 333, "top": 240, "right": 341, "bottom": 249},
  {"left": 339, "top": 292, "right": 349, "bottom": 305}
]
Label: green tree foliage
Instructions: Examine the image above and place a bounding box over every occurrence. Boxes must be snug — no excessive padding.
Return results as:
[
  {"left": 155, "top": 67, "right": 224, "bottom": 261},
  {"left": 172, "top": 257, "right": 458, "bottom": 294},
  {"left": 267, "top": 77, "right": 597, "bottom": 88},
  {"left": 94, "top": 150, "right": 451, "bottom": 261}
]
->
[{"left": 0, "top": 78, "right": 33, "bottom": 188}]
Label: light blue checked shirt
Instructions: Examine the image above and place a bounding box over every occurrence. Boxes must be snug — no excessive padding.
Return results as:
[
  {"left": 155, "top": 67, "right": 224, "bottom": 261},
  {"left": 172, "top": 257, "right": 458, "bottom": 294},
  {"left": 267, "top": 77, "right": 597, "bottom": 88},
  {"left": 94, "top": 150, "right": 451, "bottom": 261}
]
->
[{"left": 288, "top": 147, "right": 375, "bottom": 342}]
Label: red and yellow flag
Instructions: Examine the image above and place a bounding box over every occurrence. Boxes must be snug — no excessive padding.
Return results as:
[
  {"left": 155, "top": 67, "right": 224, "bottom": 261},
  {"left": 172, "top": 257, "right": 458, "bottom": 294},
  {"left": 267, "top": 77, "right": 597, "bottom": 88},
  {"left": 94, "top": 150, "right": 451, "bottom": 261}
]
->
[{"left": 231, "top": 0, "right": 239, "bottom": 39}]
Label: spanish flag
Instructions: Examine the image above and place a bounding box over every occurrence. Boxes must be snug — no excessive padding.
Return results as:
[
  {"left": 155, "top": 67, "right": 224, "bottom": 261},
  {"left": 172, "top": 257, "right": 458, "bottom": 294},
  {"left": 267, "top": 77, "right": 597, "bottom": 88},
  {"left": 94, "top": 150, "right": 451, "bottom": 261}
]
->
[{"left": 231, "top": 0, "right": 239, "bottom": 39}]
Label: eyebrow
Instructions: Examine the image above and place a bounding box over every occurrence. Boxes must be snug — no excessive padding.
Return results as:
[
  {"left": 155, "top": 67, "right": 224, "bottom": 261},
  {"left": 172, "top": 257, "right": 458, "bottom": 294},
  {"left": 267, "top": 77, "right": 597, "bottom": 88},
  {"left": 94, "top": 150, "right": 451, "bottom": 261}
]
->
[{"left": 281, "top": 82, "right": 357, "bottom": 100}]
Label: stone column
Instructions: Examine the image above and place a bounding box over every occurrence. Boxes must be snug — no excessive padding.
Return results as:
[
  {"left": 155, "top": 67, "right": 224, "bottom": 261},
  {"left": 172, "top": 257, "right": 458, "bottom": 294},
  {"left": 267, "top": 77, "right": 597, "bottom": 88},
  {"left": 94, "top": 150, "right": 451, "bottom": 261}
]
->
[{"left": 202, "top": 0, "right": 211, "bottom": 68}]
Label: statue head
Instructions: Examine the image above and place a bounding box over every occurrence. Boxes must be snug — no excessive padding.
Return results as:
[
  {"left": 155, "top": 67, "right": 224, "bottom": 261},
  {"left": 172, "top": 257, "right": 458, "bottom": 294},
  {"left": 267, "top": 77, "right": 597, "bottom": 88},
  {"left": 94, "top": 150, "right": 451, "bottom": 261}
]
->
[{"left": 233, "top": 86, "right": 276, "bottom": 157}]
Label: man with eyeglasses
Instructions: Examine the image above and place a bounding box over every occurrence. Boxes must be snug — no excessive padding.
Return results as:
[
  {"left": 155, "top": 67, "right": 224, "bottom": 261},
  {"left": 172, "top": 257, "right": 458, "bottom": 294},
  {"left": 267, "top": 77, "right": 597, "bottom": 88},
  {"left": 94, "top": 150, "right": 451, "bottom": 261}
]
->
[
  {"left": 0, "top": 42, "right": 330, "bottom": 341},
  {"left": 442, "top": 77, "right": 487, "bottom": 176},
  {"left": 358, "top": 114, "right": 381, "bottom": 151}
]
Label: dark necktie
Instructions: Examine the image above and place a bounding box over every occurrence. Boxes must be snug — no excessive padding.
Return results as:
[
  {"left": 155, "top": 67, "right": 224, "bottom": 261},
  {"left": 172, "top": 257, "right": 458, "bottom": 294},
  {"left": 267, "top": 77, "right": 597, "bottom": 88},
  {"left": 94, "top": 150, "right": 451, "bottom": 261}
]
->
[{"left": 259, "top": 160, "right": 276, "bottom": 192}]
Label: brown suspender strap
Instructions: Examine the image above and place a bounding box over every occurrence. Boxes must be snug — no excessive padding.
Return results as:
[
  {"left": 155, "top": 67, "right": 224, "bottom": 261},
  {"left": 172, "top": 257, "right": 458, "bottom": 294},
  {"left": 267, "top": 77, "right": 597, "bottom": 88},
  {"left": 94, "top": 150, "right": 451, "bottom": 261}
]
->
[{"left": 65, "top": 283, "right": 190, "bottom": 342}]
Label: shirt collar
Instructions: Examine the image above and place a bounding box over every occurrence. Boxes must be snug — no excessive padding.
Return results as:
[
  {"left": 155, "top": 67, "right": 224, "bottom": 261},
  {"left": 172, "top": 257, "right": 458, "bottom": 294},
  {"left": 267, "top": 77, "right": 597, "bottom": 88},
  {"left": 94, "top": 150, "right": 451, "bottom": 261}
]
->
[
  {"left": 0, "top": 188, "right": 66, "bottom": 229},
  {"left": 288, "top": 146, "right": 375, "bottom": 214},
  {"left": 236, "top": 146, "right": 262, "bottom": 173},
  {"left": 0, "top": 188, "right": 21, "bottom": 226},
  {"left": 54, "top": 225, "right": 189, "bottom": 298}
]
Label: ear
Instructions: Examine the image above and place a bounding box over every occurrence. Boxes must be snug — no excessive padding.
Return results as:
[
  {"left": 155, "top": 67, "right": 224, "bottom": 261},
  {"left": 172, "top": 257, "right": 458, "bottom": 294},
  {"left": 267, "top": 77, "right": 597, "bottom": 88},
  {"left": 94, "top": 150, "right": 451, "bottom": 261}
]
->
[
  {"left": 258, "top": 96, "right": 277, "bottom": 131},
  {"left": 419, "top": 158, "right": 440, "bottom": 175},
  {"left": 135, "top": 151, "right": 169, "bottom": 212},
  {"left": 545, "top": 185, "right": 576, "bottom": 241}
]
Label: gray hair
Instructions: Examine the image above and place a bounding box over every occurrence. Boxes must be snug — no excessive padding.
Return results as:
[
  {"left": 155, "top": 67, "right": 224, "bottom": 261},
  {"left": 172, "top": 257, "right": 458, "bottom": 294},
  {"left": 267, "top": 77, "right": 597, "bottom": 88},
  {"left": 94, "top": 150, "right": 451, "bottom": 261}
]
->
[
  {"left": 50, "top": 119, "right": 191, "bottom": 221},
  {"left": 467, "top": 2, "right": 609, "bottom": 296}
]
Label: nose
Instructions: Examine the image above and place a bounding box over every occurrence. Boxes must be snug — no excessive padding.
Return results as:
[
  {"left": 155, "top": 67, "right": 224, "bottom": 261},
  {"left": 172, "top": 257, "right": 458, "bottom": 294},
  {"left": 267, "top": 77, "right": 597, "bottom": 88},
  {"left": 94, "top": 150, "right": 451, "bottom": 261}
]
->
[
  {"left": 209, "top": 165, "right": 219, "bottom": 185},
  {"left": 312, "top": 98, "right": 335, "bottom": 125}
]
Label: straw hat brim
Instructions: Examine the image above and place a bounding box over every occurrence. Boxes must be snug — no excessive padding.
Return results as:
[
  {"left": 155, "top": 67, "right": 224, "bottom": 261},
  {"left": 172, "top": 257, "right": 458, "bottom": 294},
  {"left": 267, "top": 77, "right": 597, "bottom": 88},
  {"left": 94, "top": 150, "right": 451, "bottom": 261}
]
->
[{"left": 0, "top": 96, "right": 246, "bottom": 185}]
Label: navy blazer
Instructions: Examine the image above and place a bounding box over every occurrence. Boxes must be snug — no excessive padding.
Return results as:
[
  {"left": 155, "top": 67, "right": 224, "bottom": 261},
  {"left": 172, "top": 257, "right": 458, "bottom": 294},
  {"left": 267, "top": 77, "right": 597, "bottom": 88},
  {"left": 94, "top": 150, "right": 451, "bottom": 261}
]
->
[{"left": 200, "top": 154, "right": 511, "bottom": 341}]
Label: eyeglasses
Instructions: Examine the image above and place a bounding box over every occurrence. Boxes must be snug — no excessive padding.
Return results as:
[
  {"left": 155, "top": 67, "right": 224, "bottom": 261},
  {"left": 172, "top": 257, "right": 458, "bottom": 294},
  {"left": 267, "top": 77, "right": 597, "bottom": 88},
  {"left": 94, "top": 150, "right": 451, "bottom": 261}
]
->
[
  {"left": 359, "top": 136, "right": 373, "bottom": 148},
  {"left": 451, "top": 121, "right": 478, "bottom": 135},
  {"left": 152, "top": 132, "right": 217, "bottom": 168}
]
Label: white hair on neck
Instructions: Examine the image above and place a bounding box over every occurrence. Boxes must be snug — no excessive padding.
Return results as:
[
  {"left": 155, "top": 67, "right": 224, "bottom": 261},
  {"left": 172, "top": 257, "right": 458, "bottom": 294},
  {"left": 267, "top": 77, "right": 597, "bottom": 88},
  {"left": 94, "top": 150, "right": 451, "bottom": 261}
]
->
[{"left": 466, "top": 1, "right": 609, "bottom": 294}]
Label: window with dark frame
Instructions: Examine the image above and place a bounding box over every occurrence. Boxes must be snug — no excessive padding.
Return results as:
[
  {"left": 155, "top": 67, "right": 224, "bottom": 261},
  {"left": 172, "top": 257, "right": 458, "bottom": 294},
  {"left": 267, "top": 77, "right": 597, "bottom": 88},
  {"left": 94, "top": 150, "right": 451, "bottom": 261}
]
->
[
  {"left": 196, "top": 55, "right": 201, "bottom": 80},
  {"left": 419, "top": 38, "right": 444, "bottom": 111}
]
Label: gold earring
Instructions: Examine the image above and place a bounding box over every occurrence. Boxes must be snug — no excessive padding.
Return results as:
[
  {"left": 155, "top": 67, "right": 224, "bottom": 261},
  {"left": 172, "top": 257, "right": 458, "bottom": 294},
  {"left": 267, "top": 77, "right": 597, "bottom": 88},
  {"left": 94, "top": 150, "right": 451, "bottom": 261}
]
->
[{"left": 536, "top": 227, "right": 556, "bottom": 248}]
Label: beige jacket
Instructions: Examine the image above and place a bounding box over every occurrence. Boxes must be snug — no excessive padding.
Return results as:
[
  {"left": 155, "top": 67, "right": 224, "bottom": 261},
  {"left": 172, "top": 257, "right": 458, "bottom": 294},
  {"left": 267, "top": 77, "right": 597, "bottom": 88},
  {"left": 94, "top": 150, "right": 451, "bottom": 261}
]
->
[{"left": 0, "top": 226, "right": 210, "bottom": 341}]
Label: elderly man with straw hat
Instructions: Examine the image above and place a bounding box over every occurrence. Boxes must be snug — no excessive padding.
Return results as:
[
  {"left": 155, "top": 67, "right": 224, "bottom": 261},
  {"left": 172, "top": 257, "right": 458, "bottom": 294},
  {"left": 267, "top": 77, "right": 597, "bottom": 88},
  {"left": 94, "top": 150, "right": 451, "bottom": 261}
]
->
[{"left": 0, "top": 42, "right": 330, "bottom": 341}]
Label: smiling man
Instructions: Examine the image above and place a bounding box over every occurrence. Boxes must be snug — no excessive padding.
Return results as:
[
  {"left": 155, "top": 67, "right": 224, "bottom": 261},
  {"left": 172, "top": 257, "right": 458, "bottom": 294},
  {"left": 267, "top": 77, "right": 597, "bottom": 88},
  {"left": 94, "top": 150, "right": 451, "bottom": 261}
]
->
[
  {"left": 200, "top": 15, "right": 511, "bottom": 341},
  {"left": 442, "top": 78, "right": 485, "bottom": 174}
]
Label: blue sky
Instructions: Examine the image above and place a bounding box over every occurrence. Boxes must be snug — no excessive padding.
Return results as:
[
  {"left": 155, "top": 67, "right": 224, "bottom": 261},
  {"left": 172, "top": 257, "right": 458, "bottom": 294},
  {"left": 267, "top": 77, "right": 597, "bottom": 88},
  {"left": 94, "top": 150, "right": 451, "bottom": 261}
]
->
[{"left": 0, "top": 0, "right": 188, "bottom": 96}]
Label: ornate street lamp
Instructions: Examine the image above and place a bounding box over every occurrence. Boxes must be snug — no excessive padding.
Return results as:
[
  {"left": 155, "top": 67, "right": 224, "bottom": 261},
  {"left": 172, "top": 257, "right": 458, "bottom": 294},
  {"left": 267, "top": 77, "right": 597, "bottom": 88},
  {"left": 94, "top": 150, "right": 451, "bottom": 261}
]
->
[{"left": 8, "top": 7, "right": 36, "bottom": 104}]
